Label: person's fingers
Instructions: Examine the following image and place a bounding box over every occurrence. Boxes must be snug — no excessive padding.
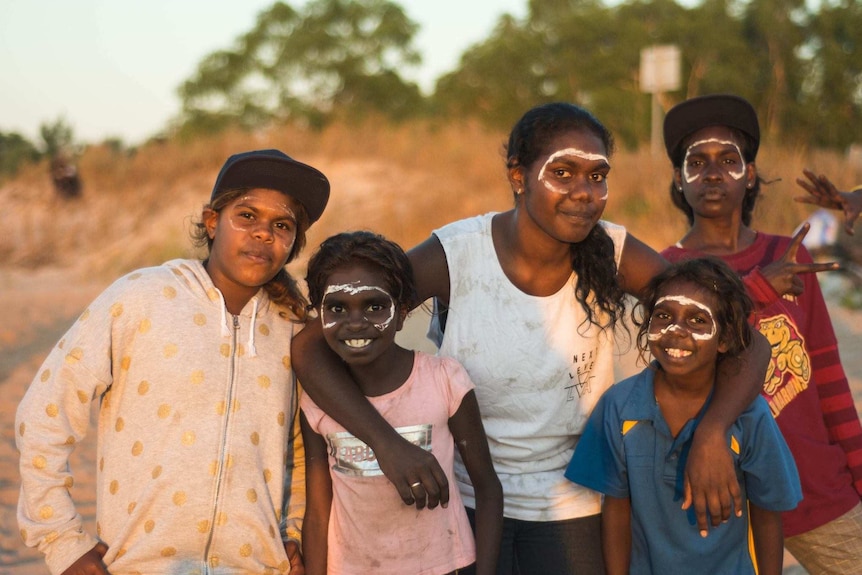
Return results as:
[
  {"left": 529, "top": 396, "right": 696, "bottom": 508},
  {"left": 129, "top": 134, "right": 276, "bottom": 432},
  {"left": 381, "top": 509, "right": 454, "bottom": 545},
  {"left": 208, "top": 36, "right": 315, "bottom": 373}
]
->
[
  {"left": 781, "top": 223, "right": 809, "bottom": 262},
  {"left": 94, "top": 542, "right": 108, "bottom": 558},
  {"left": 793, "top": 195, "right": 819, "bottom": 206},
  {"left": 793, "top": 261, "right": 841, "bottom": 275},
  {"left": 409, "top": 481, "right": 428, "bottom": 510},
  {"left": 430, "top": 463, "right": 449, "bottom": 508},
  {"left": 795, "top": 178, "right": 818, "bottom": 197},
  {"left": 396, "top": 480, "right": 417, "bottom": 506},
  {"left": 730, "top": 482, "right": 744, "bottom": 519},
  {"left": 714, "top": 489, "right": 733, "bottom": 526},
  {"left": 692, "top": 491, "right": 710, "bottom": 537},
  {"left": 680, "top": 482, "right": 692, "bottom": 511}
]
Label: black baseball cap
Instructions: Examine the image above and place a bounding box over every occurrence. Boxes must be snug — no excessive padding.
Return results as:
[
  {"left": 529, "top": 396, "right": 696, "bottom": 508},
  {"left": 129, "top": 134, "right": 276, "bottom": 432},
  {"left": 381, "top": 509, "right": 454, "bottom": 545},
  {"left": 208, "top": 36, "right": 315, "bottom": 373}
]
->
[
  {"left": 211, "top": 149, "right": 330, "bottom": 223},
  {"left": 663, "top": 94, "right": 760, "bottom": 162}
]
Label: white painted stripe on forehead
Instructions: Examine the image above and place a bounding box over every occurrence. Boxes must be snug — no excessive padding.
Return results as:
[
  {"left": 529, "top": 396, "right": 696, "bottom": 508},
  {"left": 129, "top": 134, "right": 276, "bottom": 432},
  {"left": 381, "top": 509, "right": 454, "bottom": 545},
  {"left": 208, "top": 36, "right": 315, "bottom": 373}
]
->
[
  {"left": 320, "top": 282, "right": 396, "bottom": 332},
  {"left": 538, "top": 147, "right": 609, "bottom": 181},
  {"left": 538, "top": 147, "right": 610, "bottom": 196},
  {"left": 682, "top": 138, "right": 746, "bottom": 183},
  {"left": 647, "top": 294, "right": 717, "bottom": 341}
]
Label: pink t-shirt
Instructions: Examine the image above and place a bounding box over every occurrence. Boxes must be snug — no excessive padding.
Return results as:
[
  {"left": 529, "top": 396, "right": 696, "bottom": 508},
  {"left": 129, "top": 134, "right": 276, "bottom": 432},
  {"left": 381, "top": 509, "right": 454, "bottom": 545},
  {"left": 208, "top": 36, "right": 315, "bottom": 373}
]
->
[{"left": 301, "top": 351, "right": 477, "bottom": 575}]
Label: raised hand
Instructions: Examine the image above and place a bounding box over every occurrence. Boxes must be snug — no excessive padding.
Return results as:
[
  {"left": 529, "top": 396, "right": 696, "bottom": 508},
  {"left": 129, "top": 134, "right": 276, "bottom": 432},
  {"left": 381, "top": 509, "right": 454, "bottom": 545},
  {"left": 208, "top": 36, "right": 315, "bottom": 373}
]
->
[
  {"left": 796, "top": 169, "right": 862, "bottom": 235},
  {"left": 760, "top": 223, "right": 839, "bottom": 297}
]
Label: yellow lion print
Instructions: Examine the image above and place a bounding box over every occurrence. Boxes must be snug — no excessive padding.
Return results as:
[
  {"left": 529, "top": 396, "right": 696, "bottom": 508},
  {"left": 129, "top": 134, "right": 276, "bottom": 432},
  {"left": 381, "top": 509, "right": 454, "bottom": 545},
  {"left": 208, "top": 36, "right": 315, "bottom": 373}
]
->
[{"left": 760, "top": 314, "right": 810, "bottom": 396}]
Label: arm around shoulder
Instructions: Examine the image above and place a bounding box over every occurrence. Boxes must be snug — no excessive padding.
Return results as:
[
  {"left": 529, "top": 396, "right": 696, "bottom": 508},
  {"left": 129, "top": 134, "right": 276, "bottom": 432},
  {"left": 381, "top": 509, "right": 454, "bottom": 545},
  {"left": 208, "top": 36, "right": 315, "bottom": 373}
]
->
[
  {"left": 291, "top": 302, "right": 450, "bottom": 508},
  {"left": 617, "top": 233, "right": 669, "bottom": 299}
]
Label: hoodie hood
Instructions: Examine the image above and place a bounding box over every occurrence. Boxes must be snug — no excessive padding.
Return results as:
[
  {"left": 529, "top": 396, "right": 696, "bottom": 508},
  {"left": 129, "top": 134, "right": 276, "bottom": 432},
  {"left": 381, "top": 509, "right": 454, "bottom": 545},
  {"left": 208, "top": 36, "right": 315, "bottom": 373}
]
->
[{"left": 164, "top": 258, "right": 270, "bottom": 357}]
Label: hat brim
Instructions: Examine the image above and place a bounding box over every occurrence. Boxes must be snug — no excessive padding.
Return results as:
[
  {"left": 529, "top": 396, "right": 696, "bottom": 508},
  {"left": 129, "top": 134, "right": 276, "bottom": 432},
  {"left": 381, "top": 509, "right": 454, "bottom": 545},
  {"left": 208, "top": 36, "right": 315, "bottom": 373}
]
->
[
  {"left": 663, "top": 94, "right": 760, "bottom": 161},
  {"left": 212, "top": 156, "right": 330, "bottom": 223}
]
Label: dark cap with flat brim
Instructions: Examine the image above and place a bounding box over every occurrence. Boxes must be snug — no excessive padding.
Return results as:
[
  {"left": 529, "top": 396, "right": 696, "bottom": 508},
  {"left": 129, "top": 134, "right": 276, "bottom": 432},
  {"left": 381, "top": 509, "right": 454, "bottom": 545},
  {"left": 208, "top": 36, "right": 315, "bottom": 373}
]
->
[
  {"left": 663, "top": 94, "right": 760, "bottom": 162},
  {"left": 211, "top": 149, "right": 330, "bottom": 223}
]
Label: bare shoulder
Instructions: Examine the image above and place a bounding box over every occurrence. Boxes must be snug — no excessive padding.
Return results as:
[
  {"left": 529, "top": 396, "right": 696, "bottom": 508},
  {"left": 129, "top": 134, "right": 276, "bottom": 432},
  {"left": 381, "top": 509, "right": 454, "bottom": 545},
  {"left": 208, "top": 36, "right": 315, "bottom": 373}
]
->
[
  {"left": 618, "top": 233, "right": 668, "bottom": 299},
  {"left": 408, "top": 235, "right": 450, "bottom": 305}
]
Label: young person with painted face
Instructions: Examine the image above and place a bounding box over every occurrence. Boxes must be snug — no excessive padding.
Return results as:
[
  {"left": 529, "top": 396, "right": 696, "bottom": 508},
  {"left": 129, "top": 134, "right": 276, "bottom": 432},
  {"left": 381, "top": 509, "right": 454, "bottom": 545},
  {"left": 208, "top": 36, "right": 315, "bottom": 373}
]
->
[
  {"left": 661, "top": 94, "right": 862, "bottom": 574},
  {"left": 299, "top": 230, "right": 502, "bottom": 575},
  {"left": 292, "top": 102, "right": 771, "bottom": 575},
  {"left": 566, "top": 257, "right": 802, "bottom": 575},
  {"left": 16, "top": 149, "right": 328, "bottom": 575}
]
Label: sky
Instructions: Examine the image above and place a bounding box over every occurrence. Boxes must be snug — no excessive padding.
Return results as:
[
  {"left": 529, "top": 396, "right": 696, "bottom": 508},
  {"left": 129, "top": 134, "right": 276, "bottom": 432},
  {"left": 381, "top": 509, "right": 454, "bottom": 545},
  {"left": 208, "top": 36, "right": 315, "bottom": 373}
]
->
[{"left": 0, "top": 0, "right": 527, "bottom": 146}]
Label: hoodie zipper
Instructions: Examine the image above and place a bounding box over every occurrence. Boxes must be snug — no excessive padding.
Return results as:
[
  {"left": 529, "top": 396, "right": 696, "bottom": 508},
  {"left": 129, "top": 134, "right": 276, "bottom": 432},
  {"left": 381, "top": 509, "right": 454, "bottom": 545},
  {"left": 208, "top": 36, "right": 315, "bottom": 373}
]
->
[{"left": 202, "top": 314, "right": 240, "bottom": 573}]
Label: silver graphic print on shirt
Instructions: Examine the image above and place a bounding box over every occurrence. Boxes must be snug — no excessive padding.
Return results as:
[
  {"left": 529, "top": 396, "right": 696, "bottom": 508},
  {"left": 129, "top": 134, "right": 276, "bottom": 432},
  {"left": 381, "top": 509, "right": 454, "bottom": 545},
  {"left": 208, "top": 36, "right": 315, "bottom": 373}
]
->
[{"left": 327, "top": 424, "right": 433, "bottom": 476}]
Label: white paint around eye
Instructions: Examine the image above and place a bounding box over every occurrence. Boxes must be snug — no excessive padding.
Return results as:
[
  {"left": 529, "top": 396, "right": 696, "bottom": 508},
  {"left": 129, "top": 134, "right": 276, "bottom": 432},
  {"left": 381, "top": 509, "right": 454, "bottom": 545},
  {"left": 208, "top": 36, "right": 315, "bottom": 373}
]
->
[
  {"left": 225, "top": 202, "right": 297, "bottom": 252},
  {"left": 538, "top": 148, "right": 609, "bottom": 197},
  {"left": 320, "top": 282, "right": 396, "bottom": 332},
  {"left": 646, "top": 294, "right": 717, "bottom": 341},
  {"left": 682, "top": 139, "right": 746, "bottom": 183}
]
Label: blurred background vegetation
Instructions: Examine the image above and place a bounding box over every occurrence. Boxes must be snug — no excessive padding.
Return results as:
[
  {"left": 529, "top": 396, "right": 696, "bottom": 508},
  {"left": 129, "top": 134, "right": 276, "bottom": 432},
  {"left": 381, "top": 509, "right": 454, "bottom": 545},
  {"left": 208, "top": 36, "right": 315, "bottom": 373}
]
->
[
  {"left": 2, "top": 0, "right": 861, "bottom": 170},
  {"left": 1, "top": 0, "right": 860, "bottom": 300}
]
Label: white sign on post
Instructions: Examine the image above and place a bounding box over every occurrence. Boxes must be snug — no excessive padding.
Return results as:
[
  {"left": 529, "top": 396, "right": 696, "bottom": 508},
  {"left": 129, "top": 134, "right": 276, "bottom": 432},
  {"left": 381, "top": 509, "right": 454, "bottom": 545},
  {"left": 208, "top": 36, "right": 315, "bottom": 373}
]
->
[
  {"left": 640, "top": 45, "right": 681, "bottom": 156},
  {"left": 640, "top": 45, "right": 681, "bottom": 93}
]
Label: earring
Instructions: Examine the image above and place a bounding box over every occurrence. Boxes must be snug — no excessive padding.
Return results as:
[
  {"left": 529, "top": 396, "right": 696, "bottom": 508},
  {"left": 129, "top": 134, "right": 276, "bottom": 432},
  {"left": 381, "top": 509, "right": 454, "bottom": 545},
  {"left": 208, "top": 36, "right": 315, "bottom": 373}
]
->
[{"left": 515, "top": 188, "right": 524, "bottom": 195}]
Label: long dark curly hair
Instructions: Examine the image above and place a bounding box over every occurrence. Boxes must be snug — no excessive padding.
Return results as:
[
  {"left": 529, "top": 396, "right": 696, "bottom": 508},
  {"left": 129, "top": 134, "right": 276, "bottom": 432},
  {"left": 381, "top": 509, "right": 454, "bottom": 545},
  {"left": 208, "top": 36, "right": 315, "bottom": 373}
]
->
[
  {"left": 506, "top": 102, "right": 625, "bottom": 331},
  {"left": 190, "top": 188, "right": 311, "bottom": 321}
]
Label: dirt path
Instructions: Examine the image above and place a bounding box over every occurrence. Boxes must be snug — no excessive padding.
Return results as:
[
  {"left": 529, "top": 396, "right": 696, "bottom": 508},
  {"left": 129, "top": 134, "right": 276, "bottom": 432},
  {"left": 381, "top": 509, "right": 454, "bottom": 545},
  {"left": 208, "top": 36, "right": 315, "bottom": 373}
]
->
[{"left": 2, "top": 268, "right": 859, "bottom": 574}]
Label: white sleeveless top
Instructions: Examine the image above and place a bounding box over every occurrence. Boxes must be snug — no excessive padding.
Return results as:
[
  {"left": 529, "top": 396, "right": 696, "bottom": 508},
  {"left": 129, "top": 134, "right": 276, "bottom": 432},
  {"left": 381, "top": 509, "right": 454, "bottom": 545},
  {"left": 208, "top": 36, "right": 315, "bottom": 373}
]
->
[{"left": 432, "top": 213, "right": 626, "bottom": 521}]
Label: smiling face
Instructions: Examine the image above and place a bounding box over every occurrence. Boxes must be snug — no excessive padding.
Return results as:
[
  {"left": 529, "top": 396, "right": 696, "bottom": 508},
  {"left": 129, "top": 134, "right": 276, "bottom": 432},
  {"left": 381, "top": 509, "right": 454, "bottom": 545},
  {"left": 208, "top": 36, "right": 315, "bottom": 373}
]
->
[
  {"left": 204, "top": 188, "right": 300, "bottom": 312},
  {"left": 319, "top": 262, "right": 404, "bottom": 368},
  {"left": 647, "top": 279, "right": 728, "bottom": 380},
  {"left": 674, "top": 126, "right": 756, "bottom": 222},
  {"left": 511, "top": 128, "right": 611, "bottom": 245}
]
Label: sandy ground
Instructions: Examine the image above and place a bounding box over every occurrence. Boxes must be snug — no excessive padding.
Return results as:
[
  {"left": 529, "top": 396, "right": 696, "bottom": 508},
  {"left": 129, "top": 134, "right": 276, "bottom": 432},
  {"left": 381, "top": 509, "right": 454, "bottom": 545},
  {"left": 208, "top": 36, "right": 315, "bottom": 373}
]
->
[{"left": 1, "top": 268, "right": 860, "bottom": 574}]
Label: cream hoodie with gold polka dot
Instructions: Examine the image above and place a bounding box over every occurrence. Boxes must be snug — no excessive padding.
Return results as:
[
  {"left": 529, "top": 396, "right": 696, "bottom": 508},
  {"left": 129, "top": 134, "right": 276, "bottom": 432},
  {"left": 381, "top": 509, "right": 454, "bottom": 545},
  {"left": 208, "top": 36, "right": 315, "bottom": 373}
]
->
[{"left": 16, "top": 259, "right": 305, "bottom": 575}]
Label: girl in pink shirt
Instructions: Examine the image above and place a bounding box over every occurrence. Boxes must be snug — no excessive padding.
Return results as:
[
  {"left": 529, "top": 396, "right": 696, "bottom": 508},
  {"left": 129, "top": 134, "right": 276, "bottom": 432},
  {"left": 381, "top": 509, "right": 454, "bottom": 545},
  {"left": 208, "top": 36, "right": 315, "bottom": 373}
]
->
[{"left": 300, "top": 231, "right": 502, "bottom": 575}]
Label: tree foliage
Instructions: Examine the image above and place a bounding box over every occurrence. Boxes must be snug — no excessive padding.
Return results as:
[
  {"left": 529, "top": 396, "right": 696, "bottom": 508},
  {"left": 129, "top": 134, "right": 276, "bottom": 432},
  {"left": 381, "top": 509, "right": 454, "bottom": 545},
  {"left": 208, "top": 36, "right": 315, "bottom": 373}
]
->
[
  {"left": 174, "top": 0, "right": 861, "bottom": 150},
  {"left": 430, "top": 0, "right": 861, "bottom": 150},
  {"left": 177, "top": 0, "right": 423, "bottom": 135},
  {"left": 0, "top": 131, "right": 40, "bottom": 180}
]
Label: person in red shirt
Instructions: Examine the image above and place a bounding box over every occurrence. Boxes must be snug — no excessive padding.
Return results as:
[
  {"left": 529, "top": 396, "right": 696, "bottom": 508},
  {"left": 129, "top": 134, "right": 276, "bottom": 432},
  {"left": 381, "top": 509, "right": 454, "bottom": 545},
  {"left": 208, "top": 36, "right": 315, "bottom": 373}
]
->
[{"left": 661, "top": 94, "right": 862, "bottom": 575}]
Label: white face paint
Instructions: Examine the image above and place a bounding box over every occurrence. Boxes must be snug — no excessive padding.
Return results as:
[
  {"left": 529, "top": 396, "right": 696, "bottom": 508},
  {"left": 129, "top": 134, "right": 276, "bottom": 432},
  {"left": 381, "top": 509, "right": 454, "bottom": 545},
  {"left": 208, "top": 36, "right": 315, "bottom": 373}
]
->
[
  {"left": 682, "top": 139, "right": 746, "bottom": 183},
  {"left": 537, "top": 147, "right": 610, "bottom": 200},
  {"left": 225, "top": 195, "right": 298, "bottom": 252},
  {"left": 320, "top": 282, "right": 396, "bottom": 332},
  {"left": 647, "top": 294, "right": 717, "bottom": 341}
]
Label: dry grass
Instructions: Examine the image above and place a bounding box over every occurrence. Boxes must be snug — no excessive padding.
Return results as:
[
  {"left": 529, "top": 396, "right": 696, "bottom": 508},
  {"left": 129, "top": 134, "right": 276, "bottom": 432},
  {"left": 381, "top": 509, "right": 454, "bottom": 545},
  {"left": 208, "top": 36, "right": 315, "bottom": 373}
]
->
[{"left": 1, "top": 118, "right": 859, "bottom": 284}]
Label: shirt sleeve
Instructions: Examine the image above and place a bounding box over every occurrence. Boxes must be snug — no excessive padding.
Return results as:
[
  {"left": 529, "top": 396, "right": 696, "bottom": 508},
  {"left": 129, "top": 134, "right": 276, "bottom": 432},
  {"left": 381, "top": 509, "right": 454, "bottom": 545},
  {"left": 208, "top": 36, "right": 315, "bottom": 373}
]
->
[
  {"left": 796, "top": 247, "right": 862, "bottom": 496},
  {"left": 564, "top": 389, "right": 629, "bottom": 499},
  {"left": 15, "top": 288, "right": 118, "bottom": 575},
  {"left": 438, "top": 356, "right": 475, "bottom": 417},
  {"left": 741, "top": 266, "right": 782, "bottom": 310}
]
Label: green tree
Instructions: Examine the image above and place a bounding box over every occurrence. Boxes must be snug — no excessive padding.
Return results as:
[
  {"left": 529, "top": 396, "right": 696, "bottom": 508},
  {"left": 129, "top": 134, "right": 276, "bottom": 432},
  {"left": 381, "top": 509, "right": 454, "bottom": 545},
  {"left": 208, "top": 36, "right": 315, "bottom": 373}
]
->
[
  {"left": 795, "top": 0, "right": 862, "bottom": 148},
  {"left": 39, "top": 116, "right": 76, "bottom": 158},
  {"left": 177, "top": 0, "right": 423, "bottom": 134},
  {"left": 0, "top": 131, "right": 40, "bottom": 180}
]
